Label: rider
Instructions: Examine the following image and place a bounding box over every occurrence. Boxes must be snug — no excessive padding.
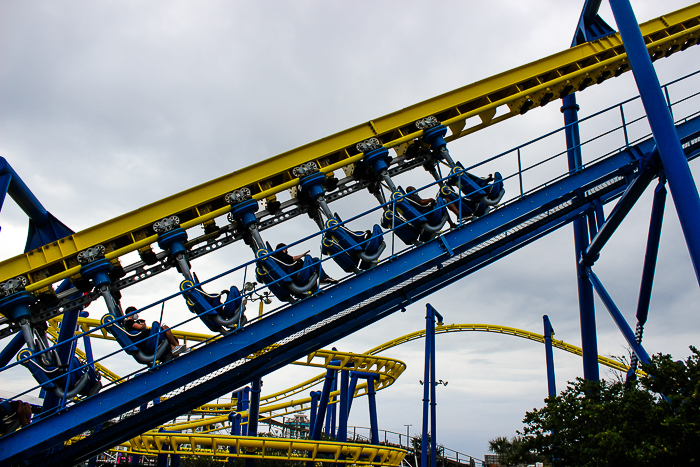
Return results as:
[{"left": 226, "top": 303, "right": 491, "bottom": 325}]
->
[{"left": 123, "top": 307, "right": 187, "bottom": 356}]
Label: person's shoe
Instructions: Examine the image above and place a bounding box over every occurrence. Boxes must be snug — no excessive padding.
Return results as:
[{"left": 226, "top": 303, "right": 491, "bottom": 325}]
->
[
  {"left": 171, "top": 345, "right": 187, "bottom": 357},
  {"left": 321, "top": 278, "right": 339, "bottom": 285}
]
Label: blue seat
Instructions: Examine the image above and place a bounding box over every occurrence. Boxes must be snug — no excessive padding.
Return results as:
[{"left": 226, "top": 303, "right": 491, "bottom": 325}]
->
[
  {"left": 180, "top": 280, "right": 246, "bottom": 333},
  {"left": 381, "top": 188, "right": 448, "bottom": 245},
  {"left": 255, "top": 243, "right": 320, "bottom": 302},
  {"left": 321, "top": 217, "right": 386, "bottom": 273},
  {"left": 101, "top": 314, "right": 171, "bottom": 365},
  {"left": 447, "top": 164, "right": 505, "bottom": 208},
  {"left": 17, "top": 348, "right": 100, "bottom": 400}
]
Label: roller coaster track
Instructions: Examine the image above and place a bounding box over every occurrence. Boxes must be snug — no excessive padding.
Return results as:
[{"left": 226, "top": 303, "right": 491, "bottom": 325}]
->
[
  {"left": 3, "top": 103, "right": 700, "bottom": 465},
  {"left": 1, "top": 3, "right": 699, "bottom": 292},
  {"left": 103, "top": 322, "right": 636, "bottom": 464},
  {"left": 2, "top": 4, "right": 700, "bottom": 465}
]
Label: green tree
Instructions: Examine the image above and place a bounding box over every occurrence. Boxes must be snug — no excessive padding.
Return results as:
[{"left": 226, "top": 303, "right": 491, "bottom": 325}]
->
[
  {"left": 488, "top": 435, "right": 547, "bottom": 466},
  {"left": 516, "top": 347, "right": 700, "bottom": 466}
]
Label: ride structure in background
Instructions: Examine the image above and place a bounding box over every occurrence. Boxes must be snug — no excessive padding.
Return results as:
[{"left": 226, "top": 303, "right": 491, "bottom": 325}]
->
[{"left": 1, "top": 1, "right": 700, "bottom": 465}]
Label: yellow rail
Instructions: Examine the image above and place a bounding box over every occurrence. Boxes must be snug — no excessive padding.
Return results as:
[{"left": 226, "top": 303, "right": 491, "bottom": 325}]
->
[
  {"left": 128, "top": 432, "right": 406, "bottom": 465},
  {"left": 366, "top": 323, "right": 635, "bottom": 374},
  {"left": 3, "top": 3, "right": 699, "bottom": 292}
]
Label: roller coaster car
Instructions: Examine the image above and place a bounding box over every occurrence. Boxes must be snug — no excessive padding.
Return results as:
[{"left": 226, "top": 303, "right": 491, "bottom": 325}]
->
[
  {"left": 255, "top": 243, "right": 319, "bottom": 302},
  {"left": 179, "top": 280, "right": 247, "bottom": 333},
  {"left": 0, "top": 401, "right": 22, "bottom": 436},
  {"left": 17, "top": 346, "right": 101, "bottom": 401},
  {"left": 100, "top": 314, "right": 172, "bottom": 365},
  {"left": 321, "top": 216, "right": 386, "bottom": 273},
  {"left": 446, "top": 163, "right": 505, "bottom": 211},
  {"left": 380, "top": 188, "right": 449, "bottom": 245}
]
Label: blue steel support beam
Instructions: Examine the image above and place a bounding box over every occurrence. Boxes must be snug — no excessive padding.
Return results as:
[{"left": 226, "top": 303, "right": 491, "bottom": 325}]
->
[
  {"left": 543, "top": 315, "right": 557, "bottom": 397},
  {"left": 637, "top": 180, "right": 667, "bottom": 325},
  {"left": 610, "top": 0, "right": 700, "bottom": 285},
  {"left": 325, "top": 370, "right": 337, "bottom": 437},
  {"left": 312, "top": 364, "right": 337, "bottom": 440},
  {"left": 429, "top": 304, "right": 440, "bottom": 467},
  {"left": 346, "top": 374, "right": 359, "bottom": 415},
  {"left": 421, "top": 304, "right": 432, "bottom": 467},
  {"left": 0, "top": 158, "right": 74, "bottom": 252},
  {"left": 366, "top": 375, "right": 379, "bottom": 445},
  {"left": 241, "top": 388, "right": 250, "bottom": 436},
  {"left": 0, "top": 332, "right": 25, "bottom": 367},
  {"left": 308, "top": 391, "right": 320, "bottom": 440},
  {"left": 586, "top": 268, "right": 651, "bottom": 364},
  {"left": 582, "top": 149, "right": 659, "bottom": 264},
  {"left": 562, "top": 93, "right": 600, "bottom": 382},
  {"left": 245, "top": 378, "right": 261, "bottom": 467},
  {"left": 337, "top": 369, "right": 349, "bottom": 443}
]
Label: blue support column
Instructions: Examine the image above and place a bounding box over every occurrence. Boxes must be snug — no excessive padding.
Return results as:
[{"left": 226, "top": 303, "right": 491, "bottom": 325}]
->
[
  {"left": 346, "top": 374, "right": 359, "bottom": 414},
  {"left": 229, "top": 412, "right": 242, "bottom": 462},
  {"left": 561, "top": 93, "right": 600, "bottom": 381},
  {"left": 367, "top": 375, "right": 379, "bottom": 445},
  {"left": 636, "top": 180, "right": 667, "bottom": 327},
  {"left": 586, "top": 268, "right": 651, "bottom": 364},
  {"left": 55, "top": 309, "right": 79, "bottom": 368},
  {"left": 543, "top": 315, "right": 557, "bottom": 397},
  {"left": 420, "top": 306, "right": 432, "bottom": 467},
  {"left": 324, "top": 370, "right": 337, "bottom": 437},
  {"left": 245, "top": 378, "right": 261, "bottom": 467},
  {"left": 337, "top": 369, "right": 350, "bottom": 443},
  {"left": 0, "top": 333, "right": 25, "bottom": 368},
  {"left": 312, "top": 363, "right": 337, "bottom": 440},
  {"left": 309, "top": 391, "right": 320, "bottom": 438},
  {"left": 241, "top": 387, "right": 250, "bottom": 436},
  {"left": 421, "top": 303, "right": 443, "bottom": 467},
  {"left": 609, "top": 0, "right": 700, "bottom": 284}
]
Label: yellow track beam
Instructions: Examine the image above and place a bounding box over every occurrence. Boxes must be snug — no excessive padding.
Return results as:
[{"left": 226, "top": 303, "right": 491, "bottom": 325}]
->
[
  {"left": 128, "top": 432, "right": 406, "bottom": 465},
  {"left": 2, "top": 4, "right": 699, "bottom": 292}
]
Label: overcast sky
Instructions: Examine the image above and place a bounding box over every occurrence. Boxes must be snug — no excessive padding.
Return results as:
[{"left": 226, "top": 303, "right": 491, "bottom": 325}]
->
[{"left": 2, "top": 0, "right": 700, "bottom": 459}]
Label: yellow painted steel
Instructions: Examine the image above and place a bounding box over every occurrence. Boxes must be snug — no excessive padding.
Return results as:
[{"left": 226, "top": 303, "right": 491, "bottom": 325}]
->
[
  {"left": 365, "top": 323, "right": 636, "bottom": 374},
  {"left": 2, "top": 4, "right": 699, "bottom": 292},
  {"left": 128, "top": 432, "right": 406, "bottom": 465}
]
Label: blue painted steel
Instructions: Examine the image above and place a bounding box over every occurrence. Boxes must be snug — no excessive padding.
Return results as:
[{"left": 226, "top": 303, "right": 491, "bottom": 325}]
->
[
  {"left": 0, "top": 291, "right": 33, "bottom": 321},
  {"left": 582, "top": 148, "right": 659, "bottom": 265},
  {"left": 324, "top": 370, "right": 338, "bottom": 437},
  {"left": 366, "top": 374, "right": 379, "bottom": 445},
  {"left": 298, "top": 172, "right": 327, "bottom": 200},
  {"left": 230, "top": 199, "right": 260, "bottom": 229},
  {"left": 362, "top": 148, "right": 392, "bottom": 174},
  {"left": 346, "top": 374, "right": 359, "bottom": 414},
  {"left": 421, "top": 303, "right": 441, "bottom": 467},
  {"left": 586, "top": 268, "right": 651, "bottom": 364},
  {"left": 337, "top": 369, "right": 349, "bottom": 443},
  {"left": 573, "top": 0, "right": 615, "bottom": 45},
  {"left": 561, "top": 93, "right": 600, "bottom": 382},
  {"left": 610, "top": 0, "right": 700, "bottom": 284},
  {"left": 421, "top": 305, "right": 431, "bottom": 467},
  {"left": 245, "top": 379, "right": 261, "bottom": 467},
  {"left": 309, "top": 391, "right": 320, "bottom": 438},
  {"left": 80, "top": 259, "right": 113, "bottom": 289},
  {"left": 543, "top": 315, "right": 556, "bottom": 397},
  {"left": 311, "top": 363, "right": 337, "bottom": 440},
  {"left": 5, "top": 116, "right": 700, "bottom": 465},
  {"left": 0, "top": 333, "right": 25, "bottom": 368},
  {"left": 637, "top": 180, "right": 667, "bottom": 325},
  {"left": 157, "top": 228, "right": 188, "bottom": 258},
  {"left": 55, "top": 309, "right": 80, "bottom": 371},
  {"left": 0, "top": 157, "right": 74, "bottom": 252},
  {"left": 241, "top": 387, "right": 250, "bottom": 436}
]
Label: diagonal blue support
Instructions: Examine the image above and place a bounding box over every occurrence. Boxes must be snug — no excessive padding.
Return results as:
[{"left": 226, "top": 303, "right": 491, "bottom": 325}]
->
[
  {"left": 609, "top": 0, "right": 700, "bottom": 285},
  {"left": 586, "top": 267, "right": 651, "bottom": 364},
  {"left": 636, "top": 180, "right": 667, "bottom": 326}
]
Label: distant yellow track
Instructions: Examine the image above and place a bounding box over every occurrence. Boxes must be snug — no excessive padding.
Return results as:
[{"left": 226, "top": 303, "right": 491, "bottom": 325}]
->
[
  {"left": 3, "top": 3, "right": 699, "bottom": 292},
  {"left": 52, "top": 317, "right": 638, "bottom": 462}
]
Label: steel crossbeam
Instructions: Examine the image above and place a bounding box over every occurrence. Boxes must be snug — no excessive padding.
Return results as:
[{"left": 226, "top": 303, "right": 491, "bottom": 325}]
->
[{"left": 1, "top": 3, "right": 699, "bottom": 291}]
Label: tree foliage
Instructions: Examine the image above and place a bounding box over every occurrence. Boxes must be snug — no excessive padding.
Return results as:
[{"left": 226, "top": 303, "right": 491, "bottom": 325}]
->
[{"left": 515, "top": 347, "right": 700, "bottom": 466}]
